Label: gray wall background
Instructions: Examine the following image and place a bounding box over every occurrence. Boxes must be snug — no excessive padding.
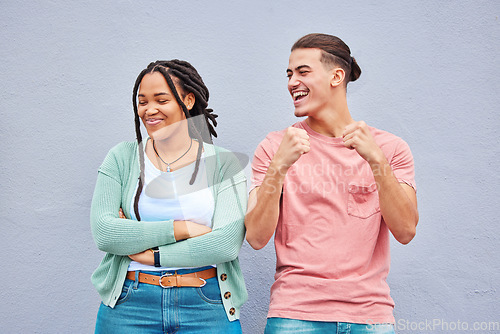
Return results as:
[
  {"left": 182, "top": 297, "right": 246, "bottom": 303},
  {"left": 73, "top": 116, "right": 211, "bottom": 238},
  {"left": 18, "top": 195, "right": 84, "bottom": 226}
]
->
[{"left": 1, "top": 1, "right": 499, "bottom": 333}]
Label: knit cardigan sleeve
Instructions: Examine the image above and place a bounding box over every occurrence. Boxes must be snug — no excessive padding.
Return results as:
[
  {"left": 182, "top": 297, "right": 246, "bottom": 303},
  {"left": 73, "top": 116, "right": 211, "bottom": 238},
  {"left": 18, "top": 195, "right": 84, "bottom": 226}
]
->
[
  {"left": 158, "top": 147, "right": 247, "bottom": 267},
  {"left": 90, "top": 142, "right": 177, "bottom": 255}
]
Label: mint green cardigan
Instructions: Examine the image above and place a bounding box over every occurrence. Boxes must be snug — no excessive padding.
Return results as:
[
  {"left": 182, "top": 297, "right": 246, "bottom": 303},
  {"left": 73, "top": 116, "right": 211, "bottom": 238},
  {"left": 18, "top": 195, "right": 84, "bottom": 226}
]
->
[{"left": 90, "top": 141, "right": 248, "bottom": 321}]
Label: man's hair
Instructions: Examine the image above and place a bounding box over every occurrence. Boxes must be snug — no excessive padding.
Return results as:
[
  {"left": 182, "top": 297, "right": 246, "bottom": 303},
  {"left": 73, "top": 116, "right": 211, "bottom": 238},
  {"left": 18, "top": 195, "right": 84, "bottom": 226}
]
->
[
  {"left": 292, "top": 33, "right": 361, "bottom": 85},
  {"left": 131, "top": 60, "right": 218, "bottom": 220}
]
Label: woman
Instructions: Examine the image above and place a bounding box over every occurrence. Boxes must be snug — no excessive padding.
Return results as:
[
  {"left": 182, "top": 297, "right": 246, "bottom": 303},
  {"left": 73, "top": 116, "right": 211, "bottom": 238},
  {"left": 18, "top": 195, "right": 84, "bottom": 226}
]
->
[{"left": 90, "top": 60, "right": 247, "bottom": 333}]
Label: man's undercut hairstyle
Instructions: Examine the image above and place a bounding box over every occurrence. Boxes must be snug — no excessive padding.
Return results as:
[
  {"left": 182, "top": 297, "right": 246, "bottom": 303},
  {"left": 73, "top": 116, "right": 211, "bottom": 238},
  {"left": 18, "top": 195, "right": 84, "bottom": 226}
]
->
[
  {"left": 131, "top": 60, "right": 218, "bottom": 221},
  {"left": 292, "top": 33, "right": 362, "bottom": 85}
]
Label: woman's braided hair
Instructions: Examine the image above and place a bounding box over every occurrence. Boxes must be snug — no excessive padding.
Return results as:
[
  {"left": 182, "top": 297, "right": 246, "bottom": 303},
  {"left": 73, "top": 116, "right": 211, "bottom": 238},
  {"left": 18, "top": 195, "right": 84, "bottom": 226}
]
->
[{"left": 132, "top": 60, "right": 218, "bottom": 221}]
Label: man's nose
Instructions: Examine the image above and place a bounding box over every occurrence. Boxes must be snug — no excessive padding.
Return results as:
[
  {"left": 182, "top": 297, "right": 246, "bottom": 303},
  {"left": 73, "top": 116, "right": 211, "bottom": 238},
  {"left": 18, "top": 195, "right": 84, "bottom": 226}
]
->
[{"left": 288, "top": 74, "right": 299, "bottom": 90}]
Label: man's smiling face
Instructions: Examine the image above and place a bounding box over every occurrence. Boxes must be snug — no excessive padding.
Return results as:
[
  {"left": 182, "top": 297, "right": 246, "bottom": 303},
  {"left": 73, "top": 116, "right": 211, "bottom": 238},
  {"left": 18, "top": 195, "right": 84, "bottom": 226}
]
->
[{"left": 287, "top": 48, "right": 335, "bottom": 118}]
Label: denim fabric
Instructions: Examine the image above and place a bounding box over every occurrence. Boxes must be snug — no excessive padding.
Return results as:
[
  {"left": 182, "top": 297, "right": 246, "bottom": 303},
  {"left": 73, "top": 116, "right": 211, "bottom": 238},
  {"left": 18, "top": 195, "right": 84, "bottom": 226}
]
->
[
  {"left": 95, "top": 267, "right": 241, "bottom": 333},
  {"left": 264, "top": 318, "right": 395, "bottom": 334}
]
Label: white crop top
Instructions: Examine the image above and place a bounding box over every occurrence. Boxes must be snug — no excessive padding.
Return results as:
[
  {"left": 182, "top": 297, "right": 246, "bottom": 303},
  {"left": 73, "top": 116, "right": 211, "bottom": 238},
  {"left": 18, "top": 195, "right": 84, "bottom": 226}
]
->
[{"left": 128, "top": 146, "right": 215, "bottom": 271}]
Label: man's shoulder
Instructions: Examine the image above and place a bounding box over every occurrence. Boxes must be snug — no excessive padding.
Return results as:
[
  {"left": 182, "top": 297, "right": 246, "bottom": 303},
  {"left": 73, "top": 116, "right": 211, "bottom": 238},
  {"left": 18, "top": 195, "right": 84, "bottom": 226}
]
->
[
  {"left": 369, "top": 126, "right": 412, "bottom": 159},
  {"left": 261, "top": 121, "right": 303, "bottom": 145},
  {"left": 263, "top": 127, "right": 286, "bottom": 141},
  {"left": 369, "top": 126, "right": 408, "bottom": 147}
]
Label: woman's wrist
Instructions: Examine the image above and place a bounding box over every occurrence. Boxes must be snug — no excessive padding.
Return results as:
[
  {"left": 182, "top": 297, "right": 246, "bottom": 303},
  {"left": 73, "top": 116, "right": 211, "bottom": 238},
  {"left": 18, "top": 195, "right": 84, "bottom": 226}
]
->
[{"left": 151, "top": 247, "right": 161, "bottom": 267}]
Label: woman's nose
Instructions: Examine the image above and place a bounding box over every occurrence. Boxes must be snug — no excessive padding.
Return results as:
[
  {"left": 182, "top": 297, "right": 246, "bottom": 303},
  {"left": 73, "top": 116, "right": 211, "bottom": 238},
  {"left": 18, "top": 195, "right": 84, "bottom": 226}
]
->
[{"left": 145, "top": 105, "right": 158, "bottom": 115}]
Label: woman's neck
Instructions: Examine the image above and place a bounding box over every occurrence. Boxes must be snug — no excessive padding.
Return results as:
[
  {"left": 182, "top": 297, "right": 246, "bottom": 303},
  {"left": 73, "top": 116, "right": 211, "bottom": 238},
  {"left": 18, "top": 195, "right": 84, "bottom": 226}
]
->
[{"left": 152, "top": 131, "right": 192, "bottom": 153}]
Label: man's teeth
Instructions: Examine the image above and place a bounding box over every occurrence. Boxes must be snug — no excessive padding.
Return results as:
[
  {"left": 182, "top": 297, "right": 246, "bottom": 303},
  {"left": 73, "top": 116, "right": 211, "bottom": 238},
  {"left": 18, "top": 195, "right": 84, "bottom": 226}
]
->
[{"left": 293, "top": 91, "right": 308, "bottom": 99}]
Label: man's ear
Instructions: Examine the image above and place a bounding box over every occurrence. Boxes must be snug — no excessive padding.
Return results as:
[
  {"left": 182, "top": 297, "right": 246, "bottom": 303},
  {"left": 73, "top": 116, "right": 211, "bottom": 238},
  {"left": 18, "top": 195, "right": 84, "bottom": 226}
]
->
[
  {"left": 330, "top": 68, "right": 346, "bottom": 88},
  {"left": 184, "top": 92, "right": 195, "bottom": 110}
]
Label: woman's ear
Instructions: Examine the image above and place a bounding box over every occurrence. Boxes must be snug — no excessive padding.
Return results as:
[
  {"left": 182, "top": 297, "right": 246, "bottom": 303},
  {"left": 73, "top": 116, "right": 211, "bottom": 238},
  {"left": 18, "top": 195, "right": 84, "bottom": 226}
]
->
[
  {"left": 330, "top": 68, "right": 346, "bottom": 88},
  {"left": 184, "top": 92, "right": 195, "bottom": 110}
]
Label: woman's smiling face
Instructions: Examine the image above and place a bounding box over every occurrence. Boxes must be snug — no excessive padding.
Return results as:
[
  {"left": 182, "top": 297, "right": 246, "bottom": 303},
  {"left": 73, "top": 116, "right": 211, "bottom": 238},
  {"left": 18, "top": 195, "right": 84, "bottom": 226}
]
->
[{"left": 137, "top": 71, "right": 194, "bottom": 141}]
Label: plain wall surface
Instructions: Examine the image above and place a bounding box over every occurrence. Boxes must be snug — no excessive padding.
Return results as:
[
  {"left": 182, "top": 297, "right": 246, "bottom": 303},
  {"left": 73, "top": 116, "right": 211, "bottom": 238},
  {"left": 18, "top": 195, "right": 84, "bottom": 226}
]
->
[{"left": 1, "top": 1, "right": 498, "bottom": 333}]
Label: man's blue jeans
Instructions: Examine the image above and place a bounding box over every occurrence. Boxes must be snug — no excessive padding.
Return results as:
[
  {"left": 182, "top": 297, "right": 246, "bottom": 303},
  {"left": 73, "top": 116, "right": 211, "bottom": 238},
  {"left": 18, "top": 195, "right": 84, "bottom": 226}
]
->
[
  {"left": 265, "top": 317, "right": 395, "bottom": 334},
  {"left": 95, "top": 267, "right": 241, "bottom": 333}
]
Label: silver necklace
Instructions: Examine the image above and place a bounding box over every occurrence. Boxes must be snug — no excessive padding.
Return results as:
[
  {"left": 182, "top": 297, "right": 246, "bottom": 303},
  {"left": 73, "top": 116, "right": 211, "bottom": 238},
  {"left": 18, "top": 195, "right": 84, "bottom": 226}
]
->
[{"left": 152, "top": 138, "right": 193, "bottom": 172}]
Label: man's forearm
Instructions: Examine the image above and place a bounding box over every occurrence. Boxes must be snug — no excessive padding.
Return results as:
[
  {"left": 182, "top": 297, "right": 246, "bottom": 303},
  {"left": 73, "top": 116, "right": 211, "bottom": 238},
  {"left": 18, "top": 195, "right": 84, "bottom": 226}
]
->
[
  {"left": 245, "top": 162, "right": 288, "bottom": 250},
  {"left": 370, "top": 157, "right": 419, "bottom": 244}
]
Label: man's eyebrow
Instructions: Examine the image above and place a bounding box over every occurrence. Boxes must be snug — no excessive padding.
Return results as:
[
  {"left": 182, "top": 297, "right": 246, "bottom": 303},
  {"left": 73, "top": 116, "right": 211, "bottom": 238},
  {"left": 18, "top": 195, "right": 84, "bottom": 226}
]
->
[
  {"left": 296, "top": 65, "right": 311, "bottom": 71},
  {"left": 286, "top": 65, "right": 312, "bottom": 73}
]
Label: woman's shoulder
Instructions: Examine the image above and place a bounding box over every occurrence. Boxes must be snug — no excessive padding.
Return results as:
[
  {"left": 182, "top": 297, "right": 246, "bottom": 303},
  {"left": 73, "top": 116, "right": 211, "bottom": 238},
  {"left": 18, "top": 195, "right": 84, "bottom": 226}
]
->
[
  {"left": 203, "top": 142, "right": 247, "bottom": 181},
  {"left": 203, "top": 143, "right": 242, "bottom": 165},
  {"left": 102, "top": 140, "right": 139, "bottom": 161},
  {"left": 99, "top": 140, "right": 139, "bottom": 171},
  {"left": 108, "top": 140, "right": 139, "bottom": 155}
]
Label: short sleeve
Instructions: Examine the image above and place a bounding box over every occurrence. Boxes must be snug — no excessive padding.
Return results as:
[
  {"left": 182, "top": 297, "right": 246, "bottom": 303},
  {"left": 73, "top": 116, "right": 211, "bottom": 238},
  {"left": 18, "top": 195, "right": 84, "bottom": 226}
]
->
[
  {"left": 390, "top": 139, "right": 416, "bottom": 192},
  {"left": 250, "top": 136, "right": 276, "bottom": 192}
]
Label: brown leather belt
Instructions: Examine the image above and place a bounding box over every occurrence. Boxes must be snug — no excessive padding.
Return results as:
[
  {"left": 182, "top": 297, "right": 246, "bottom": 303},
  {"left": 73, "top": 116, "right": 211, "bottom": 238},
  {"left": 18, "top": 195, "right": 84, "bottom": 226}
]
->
[{"left": 126, "top": 267, "right": 216, "bottom": 288}]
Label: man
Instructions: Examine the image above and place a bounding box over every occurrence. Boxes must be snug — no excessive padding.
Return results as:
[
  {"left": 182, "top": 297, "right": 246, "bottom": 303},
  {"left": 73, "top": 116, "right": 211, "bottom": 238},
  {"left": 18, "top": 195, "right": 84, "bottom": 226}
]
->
[{"left": 245, "top": 33, "right": 418, "bottom": 333}]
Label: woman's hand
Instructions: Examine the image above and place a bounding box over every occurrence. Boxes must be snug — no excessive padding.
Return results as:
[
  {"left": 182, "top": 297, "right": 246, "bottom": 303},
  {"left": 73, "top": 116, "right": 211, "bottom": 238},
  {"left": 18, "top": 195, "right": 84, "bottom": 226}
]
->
[
  {"left": 127, "top": 222, "right": 211, "bottom": 265},
  {"left": 117, "top": 209, "right": 155, "bottom": 265},
  {"left": 119, "top": 209, "right": 211, "bottom": 262},
  {"left": 185, "top": 221, "right": 212, "bottom": 238},
  {"left": 118, "top": 208, "right": 211, "bottom": 240},
  {"left": 128, "top": 249, "right": 154, "bottom": 265},
  {"left": 174, "top": 220, "right": 212, "bottom": 240}
]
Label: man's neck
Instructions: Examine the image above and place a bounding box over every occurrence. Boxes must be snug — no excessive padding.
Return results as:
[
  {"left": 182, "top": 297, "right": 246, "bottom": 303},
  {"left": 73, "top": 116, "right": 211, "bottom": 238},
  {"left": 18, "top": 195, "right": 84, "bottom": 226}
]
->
[{"left": 305, "top": 94, "right": 354, "bottom": 137}]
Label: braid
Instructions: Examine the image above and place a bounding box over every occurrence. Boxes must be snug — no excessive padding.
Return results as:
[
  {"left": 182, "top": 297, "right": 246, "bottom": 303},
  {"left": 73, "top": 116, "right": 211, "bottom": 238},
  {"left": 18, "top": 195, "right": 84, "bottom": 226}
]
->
[
  {"left": 157, "top": 65, "right": 208, "bottom": 184},
  {"left": 131, "top": 68, "right": 149, "bottom": 221},
  {"left": 131, "top": 59, "right": 218, "bottom": 213},
  {"left": 169, "top": 60, "right": 210, "bottom": 100}
]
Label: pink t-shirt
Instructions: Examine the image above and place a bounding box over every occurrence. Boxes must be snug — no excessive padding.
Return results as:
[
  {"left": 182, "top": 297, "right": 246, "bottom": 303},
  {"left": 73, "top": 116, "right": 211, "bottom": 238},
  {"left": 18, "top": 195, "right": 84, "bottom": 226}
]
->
[{"left": 250, "top": 120, "right": 416, "bottom": 324}]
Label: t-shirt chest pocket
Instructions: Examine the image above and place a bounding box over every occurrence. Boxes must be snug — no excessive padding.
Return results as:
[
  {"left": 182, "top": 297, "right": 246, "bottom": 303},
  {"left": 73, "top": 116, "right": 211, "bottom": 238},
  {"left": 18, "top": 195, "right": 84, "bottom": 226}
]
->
[{"left": 347, "top": 183, "right": 380, "bottom": 219}]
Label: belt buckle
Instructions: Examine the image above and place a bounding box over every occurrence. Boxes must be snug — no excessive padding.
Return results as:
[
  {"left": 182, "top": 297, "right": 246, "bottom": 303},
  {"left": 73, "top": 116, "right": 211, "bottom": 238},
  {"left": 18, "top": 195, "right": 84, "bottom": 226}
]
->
[
  {"left": 158, "top": 272, "right": 208, "bottom": 288},
  {"left": 159, "top": 272, "right": 174, "bottom": 289},
  {"left": 198, "top": 278, "right": 207, "bottom": 288}
]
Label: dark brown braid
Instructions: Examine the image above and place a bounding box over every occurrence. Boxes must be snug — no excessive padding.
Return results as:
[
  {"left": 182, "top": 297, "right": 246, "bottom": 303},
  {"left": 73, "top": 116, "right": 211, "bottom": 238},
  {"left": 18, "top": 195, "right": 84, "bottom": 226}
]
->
[{"left": 131, "top": 60, "right": 218, "bottom": 221}]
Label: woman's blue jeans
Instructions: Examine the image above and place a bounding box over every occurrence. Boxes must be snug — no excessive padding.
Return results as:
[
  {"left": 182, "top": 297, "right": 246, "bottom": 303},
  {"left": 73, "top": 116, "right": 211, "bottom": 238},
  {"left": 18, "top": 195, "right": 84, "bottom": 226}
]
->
[
  {"left": 95, "top": 267, "right": 241, "bottom": 333},
  {"left": 265, "top": 317, "right": 395, "bottom": 334}
]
